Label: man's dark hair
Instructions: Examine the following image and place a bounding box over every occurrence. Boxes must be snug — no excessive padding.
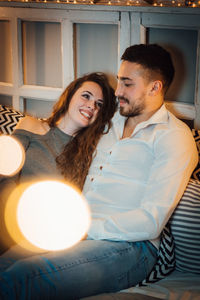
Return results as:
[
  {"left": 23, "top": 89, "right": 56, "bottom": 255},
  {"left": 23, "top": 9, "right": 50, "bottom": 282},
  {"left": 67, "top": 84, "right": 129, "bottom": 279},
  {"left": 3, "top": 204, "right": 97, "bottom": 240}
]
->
[{"left": 121, "top": 44, "right": 175, "bottom": 93}]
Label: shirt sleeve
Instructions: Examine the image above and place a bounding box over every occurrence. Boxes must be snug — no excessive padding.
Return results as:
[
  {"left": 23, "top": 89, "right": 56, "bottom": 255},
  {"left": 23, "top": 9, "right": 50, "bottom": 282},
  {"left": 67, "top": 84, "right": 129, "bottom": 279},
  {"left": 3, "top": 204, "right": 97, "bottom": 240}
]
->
[{"left": 88, "top": 127, "right": 198, "bottom": 242}]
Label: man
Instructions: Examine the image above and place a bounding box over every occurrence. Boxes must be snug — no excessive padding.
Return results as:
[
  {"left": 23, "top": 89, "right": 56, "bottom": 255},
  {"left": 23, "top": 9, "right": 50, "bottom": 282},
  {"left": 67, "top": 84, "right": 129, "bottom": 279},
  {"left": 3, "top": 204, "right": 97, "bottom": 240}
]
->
[{"left": 0, "top": 44, "right": 198, "bottom": 299}]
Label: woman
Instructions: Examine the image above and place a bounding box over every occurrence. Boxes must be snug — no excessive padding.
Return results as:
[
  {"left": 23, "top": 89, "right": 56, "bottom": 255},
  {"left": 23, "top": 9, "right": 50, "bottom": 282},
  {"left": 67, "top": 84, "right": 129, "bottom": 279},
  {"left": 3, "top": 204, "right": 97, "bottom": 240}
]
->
[{"left": 0, "top": 72, "right": 117, "bottom": 253}]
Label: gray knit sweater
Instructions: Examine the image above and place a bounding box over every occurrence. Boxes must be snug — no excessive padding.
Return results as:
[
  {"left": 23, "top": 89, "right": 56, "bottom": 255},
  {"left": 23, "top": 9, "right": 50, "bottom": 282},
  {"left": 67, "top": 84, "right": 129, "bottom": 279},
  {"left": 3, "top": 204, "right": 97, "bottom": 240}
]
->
[
  {"left": 13, "top": 126, "right": 72, "bottom": 183},
  {"left": 0, "top": 126, "right": 72, "bottom": 195},
  {"left": 0, "top": 127, "right": 71, "bottom": 253}
]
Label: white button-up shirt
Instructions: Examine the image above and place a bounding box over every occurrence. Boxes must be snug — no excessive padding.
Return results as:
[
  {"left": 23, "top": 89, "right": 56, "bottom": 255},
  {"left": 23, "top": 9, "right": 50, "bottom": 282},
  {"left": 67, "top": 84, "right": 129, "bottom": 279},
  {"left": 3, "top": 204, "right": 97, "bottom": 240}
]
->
[{"left": 83, "top": 105, "right": 198, "bottom": 248}]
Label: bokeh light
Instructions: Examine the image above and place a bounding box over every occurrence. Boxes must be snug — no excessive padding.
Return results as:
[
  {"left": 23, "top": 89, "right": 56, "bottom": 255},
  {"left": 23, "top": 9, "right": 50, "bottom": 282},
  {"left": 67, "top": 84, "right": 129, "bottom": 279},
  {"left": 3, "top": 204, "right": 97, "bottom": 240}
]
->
[
  {"left": 5, "top": 180, "right": 91, "bottom": 251},
  {"left": 0, "top": 135, "right": 25, "bottom": 176}
]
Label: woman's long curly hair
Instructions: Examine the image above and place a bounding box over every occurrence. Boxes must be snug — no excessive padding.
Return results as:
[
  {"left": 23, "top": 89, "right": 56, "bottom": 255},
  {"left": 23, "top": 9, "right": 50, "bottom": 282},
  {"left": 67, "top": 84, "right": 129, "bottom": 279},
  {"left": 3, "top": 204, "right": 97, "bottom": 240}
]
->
[{"left": 46, "top": 72, "right": 117, "bottom": 191}]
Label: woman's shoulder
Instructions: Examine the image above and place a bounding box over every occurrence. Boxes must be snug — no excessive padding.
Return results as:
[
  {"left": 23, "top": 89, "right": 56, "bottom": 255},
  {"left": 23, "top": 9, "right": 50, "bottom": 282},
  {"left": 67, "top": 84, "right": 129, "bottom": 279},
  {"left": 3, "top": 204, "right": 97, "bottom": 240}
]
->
[{"left": 15, "top": 116, "right": 50, "bottom": 135}]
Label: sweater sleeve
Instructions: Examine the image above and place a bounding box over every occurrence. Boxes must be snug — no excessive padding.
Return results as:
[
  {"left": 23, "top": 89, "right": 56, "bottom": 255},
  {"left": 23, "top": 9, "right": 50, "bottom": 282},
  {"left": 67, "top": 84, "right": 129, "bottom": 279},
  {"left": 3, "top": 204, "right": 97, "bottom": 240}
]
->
[
  {"left": 0, "top": 130, "right": 31, "bottom": 252},
  {"left": 0, "top": 129, "right": 30, "bottom": 188}
]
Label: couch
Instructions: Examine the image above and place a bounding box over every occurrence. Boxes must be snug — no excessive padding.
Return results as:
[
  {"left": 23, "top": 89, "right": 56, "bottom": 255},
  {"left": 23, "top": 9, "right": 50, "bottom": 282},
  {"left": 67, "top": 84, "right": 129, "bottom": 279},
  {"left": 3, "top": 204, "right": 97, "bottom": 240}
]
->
[{"left": 0, "top": 104, "right": 200, "bottom": 300}]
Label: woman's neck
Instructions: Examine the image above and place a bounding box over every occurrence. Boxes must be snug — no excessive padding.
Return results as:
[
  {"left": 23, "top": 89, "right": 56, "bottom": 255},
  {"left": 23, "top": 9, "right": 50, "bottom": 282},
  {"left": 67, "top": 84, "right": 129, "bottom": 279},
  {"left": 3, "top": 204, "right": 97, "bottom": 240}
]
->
[{"left": 57, "top": 118, "right": 77, "bottom": 136}]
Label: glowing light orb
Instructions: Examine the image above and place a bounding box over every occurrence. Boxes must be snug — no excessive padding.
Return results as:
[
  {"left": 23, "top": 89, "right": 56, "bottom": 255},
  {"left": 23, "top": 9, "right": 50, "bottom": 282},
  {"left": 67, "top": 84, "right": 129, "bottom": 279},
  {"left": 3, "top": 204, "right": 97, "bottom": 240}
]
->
[
  {"left": 16, "top": 180, "right": 91, "bottom": 251},
  {"left": 0, "top": 135, "right": 25, "bottom": 176}
]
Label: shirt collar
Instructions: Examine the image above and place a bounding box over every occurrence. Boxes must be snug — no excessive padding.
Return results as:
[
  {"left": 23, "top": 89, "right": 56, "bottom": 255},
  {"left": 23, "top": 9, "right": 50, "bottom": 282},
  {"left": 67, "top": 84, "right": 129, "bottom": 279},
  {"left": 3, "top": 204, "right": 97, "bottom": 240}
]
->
[
  {"left": 113, "top": 104, "right": 169, "bottom": 138},
  {"left": 140, "top": 104, "right": 169, "bottom": 127}
]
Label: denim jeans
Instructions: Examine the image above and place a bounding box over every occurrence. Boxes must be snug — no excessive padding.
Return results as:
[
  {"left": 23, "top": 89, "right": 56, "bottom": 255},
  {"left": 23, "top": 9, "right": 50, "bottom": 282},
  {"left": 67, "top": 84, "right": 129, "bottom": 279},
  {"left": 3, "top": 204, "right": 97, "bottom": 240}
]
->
[{"left": 0, "top": 239, "right": 157, "bottom": 300}]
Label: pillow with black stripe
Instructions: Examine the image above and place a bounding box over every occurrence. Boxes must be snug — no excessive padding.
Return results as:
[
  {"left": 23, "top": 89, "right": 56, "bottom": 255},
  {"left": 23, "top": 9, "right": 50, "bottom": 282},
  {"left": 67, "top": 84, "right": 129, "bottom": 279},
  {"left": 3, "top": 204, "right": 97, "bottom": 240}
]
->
[
  {"left": 169, "top": 179, "right": 200, "bottom": 274},
  {"left": 137, "top": 223, "right": 175, "bottom": 286},
  {"left": 138, "top": 178, "right": 200, "bottom": 286},
  {"left": 0, "top": 105, "right": 24, "bottom": 135},
  {"left": 191, "top": 129, "right": 200, "bottom": 181}
]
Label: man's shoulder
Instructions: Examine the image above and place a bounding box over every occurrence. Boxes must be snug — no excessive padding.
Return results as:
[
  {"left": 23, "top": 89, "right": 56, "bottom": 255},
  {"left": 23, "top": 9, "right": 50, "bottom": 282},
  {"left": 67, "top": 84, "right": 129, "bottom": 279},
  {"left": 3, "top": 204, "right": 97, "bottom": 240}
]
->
[{"left": 167, "top": 110, "right": 192, "bottom": 134}]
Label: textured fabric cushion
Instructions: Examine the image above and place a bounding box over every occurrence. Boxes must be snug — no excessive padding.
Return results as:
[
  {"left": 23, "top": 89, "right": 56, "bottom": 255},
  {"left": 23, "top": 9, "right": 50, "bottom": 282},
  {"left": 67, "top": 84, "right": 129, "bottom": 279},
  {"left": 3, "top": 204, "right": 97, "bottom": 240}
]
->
[
  {"left": 170, "top": 179, "right": 200, "bottom": 274},
  {"left": 138, "top": 223, "right": 175, "bottom": 286},
  {"left": 139, "top": 178, "right": 200, "bottom": 286},
  {"left": 0, "top": 105, "right": 24, "bottom": 134},
  {"left": 191, "top": 129, "right": 200, "bottom": 181}
]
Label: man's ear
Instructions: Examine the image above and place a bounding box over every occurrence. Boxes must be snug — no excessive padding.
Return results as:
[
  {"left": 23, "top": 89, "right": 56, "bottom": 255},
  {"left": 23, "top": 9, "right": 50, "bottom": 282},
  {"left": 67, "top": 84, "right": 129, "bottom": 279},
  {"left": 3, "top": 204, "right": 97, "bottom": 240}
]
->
[{"left": 149, "top": 80, "right": 163, "bottom": 95}]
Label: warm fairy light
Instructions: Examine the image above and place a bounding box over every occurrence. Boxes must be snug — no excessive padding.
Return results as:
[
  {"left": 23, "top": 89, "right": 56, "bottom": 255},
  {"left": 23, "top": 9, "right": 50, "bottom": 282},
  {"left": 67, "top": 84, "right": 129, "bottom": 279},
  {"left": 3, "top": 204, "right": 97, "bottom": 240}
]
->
[
  {"left": 4, "top": 180, "right": 91, "bottom": 252},
  {"left": 0, "top": 135, "right": 25, "bottom": 176},
  {"left": 3, "top": 0, "right": 200, "bottom": 6},
  {"left": 14, "top": 180, "right": 91, "bottom": 251}
]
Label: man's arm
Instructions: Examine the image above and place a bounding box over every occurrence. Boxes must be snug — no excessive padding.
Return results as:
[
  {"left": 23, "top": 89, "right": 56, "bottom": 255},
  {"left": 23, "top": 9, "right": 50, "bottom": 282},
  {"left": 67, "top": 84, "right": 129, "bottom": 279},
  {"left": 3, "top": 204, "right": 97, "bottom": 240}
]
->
[{"left": 87, "top": 127, "right": 198, "bottom": 242}]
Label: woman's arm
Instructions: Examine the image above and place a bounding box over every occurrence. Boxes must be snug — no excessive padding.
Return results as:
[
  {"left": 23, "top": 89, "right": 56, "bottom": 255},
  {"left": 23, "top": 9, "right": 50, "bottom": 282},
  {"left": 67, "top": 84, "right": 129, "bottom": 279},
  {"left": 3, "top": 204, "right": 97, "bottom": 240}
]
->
[{"left": 15, "top": 116, "right": 49, "bottom": 135}]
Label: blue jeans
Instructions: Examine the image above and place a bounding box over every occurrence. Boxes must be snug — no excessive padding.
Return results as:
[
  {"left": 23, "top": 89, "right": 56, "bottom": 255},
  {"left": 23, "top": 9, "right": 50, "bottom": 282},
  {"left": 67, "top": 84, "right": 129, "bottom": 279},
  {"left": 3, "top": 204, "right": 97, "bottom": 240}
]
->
[{"left": 0, "top": 239, "right": 157, "bottom": 300}]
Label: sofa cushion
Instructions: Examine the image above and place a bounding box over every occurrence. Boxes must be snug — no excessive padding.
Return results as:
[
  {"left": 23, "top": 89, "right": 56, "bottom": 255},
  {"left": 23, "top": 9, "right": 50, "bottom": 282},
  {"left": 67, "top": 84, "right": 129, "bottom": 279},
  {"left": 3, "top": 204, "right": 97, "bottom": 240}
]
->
[
  {"left": 0, "top": 105, "right": 24, "bottom": 135},
  {"left": 170, "top": 179, "right": 200, "bottom": 274},
  {"left": 139, "top": 178, "right": 200, "bottom": 286},
  {"left": 138, "top": 223, "right": 175, "bottom": 286}
]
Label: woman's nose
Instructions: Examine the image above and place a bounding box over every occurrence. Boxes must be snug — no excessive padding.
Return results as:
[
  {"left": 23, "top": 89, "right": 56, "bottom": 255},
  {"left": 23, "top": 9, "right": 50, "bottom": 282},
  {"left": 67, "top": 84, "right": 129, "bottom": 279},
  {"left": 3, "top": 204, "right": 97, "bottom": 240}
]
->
[{"left": 87, "top": 100, "right": 95, "bottom": 110}]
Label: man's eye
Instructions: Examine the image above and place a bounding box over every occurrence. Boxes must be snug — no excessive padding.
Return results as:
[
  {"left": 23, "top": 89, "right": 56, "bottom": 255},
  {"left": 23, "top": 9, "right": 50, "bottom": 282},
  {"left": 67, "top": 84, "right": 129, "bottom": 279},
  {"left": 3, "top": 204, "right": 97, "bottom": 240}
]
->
[{"left": 124, "top": 83, "right": 132, "bottom": 87}]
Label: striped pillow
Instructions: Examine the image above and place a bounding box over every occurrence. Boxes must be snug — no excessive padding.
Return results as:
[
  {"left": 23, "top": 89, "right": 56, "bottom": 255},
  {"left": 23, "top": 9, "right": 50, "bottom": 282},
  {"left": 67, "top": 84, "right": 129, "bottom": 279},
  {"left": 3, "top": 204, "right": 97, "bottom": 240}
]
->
[
  {"left": 169, "top": 179, "right": 200, "bottom": 274},
  {"left": 191, "top": 129, "right": 200, "bottom": 181},
  {"left": 0, "top": 105, "right": 24, "bottom": 135},
  {"left": 138, "top": 223, "right": 175, "bottom": 286}
]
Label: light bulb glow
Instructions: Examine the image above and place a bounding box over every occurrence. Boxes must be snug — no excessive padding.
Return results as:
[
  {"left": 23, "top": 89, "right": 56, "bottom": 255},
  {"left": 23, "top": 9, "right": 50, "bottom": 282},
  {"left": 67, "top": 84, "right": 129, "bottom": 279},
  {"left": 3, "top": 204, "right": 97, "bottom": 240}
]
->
[
  {"left": 0, "top": 135, "right": 25, "bottom": 176},
  {"left": 5, "top": 180, "right": 91, "bottom": 252}
]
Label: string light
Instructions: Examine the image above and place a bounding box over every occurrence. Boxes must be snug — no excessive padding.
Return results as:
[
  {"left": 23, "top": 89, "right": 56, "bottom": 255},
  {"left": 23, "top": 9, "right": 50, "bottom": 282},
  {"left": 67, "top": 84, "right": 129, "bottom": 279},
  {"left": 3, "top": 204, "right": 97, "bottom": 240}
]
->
[{"left": 4, "top": 0, "right": 200, "bottom": 7}]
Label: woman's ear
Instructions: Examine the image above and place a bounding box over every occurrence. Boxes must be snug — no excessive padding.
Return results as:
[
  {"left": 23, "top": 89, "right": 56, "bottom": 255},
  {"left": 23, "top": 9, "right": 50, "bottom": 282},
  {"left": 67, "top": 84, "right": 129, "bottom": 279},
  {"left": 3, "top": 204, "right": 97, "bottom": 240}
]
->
[{"left": 149, "top": 80, "right": 163, "bottom": 96}]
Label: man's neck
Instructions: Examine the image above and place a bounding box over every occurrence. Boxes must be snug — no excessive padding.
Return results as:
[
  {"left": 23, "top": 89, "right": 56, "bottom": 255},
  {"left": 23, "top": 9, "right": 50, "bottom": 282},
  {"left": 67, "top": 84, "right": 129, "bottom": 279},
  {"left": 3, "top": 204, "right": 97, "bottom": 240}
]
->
[{"left": 122, "top": 105, "right": 162, "bottom": 139}]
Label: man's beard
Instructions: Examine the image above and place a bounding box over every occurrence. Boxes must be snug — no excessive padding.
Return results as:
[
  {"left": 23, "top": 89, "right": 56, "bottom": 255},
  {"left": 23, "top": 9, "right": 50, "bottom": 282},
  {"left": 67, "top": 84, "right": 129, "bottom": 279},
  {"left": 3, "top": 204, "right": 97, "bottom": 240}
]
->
[{"left": 119, "top": 96, "right": 145, "bottom": 117}]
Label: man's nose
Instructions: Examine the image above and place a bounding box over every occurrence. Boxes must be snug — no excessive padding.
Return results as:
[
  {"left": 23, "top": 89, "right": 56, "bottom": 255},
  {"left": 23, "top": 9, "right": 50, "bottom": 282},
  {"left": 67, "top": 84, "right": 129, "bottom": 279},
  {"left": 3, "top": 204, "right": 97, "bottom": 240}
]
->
[{"left": 115, "top": 83, "right": 123, "bottom": 97}]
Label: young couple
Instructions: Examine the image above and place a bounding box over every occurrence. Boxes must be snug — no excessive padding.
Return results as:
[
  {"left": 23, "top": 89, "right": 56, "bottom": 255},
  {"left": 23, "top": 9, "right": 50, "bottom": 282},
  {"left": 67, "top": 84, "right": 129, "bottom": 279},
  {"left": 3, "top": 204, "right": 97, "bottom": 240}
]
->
[{"left": 0, "top": 44, "right": 198, "bottom": 299}]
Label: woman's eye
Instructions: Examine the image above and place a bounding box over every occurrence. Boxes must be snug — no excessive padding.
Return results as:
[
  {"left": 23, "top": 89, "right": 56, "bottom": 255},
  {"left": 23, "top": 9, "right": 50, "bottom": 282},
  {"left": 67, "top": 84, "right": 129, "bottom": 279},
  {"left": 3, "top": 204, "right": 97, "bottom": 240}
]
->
[
  {"left": 96, "top": 101, "right": 103, "bottom": 109},
  {"left": 124, "top": 83, "right": 132, "bottom": 87},
  {"left": 82, "top": 93, "right": 90, "bottom": 100}
]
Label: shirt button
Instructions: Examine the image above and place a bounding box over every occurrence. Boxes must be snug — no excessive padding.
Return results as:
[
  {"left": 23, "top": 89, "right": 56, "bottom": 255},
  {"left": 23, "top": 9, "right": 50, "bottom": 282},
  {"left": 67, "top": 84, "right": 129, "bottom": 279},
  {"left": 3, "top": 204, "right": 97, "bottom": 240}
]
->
[
  {"left": 100, "top": 166, "right": 103, "bottom": 170},
  {"left": 110, "top": 151, "right": 112, "bottom": 155},
  {"left": 91, "top": 177, "right": 94, "bottom": 181}
]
